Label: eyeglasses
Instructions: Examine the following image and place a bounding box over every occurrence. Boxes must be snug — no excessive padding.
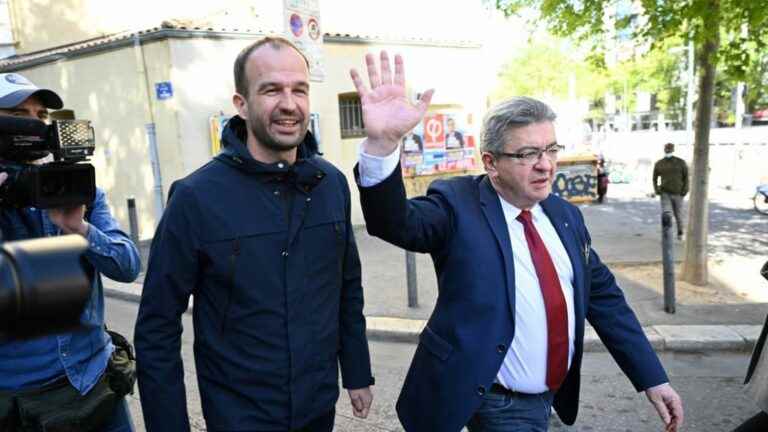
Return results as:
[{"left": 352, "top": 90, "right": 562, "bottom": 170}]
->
[{"left": 495, "top": 144, "right": 564, "bottom": 165}]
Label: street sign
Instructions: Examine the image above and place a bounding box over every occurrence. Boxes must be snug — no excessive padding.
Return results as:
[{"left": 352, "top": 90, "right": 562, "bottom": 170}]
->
[
  {"left": 284, "top": 0, "right": 325, "bottom": 82},
  {"left": 155, "top": 82, "right": 173, "bottom": 100}
]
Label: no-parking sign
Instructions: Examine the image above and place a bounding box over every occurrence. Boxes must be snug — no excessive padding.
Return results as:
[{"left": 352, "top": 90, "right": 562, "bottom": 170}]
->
[{"left": 284, "top": 0, "right": 325, "bottom": 82}]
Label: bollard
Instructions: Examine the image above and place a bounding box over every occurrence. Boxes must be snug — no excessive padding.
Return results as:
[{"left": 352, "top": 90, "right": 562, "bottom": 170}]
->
[
  {"left": 127, "top": 197, "right": 140, "bottom": 248},
  {"left": 661, "top": 211, "right": 676, "bottom": 313},
  {"left": 406, "top": 251, "right": 418, "bottom": 308}
]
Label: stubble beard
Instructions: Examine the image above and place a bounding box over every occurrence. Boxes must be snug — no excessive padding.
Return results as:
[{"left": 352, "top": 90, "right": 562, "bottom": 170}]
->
[{"left": 248, "top": 111, "right": 307, "bottom": 153}]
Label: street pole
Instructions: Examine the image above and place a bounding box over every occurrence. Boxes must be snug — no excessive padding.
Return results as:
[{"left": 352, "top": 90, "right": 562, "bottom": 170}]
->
[
  {"left": 406, "top": 251, "right": 418, "bottom": 308},
  {"left": 662, "top": 212, "right": 676, "bottom": 313}
]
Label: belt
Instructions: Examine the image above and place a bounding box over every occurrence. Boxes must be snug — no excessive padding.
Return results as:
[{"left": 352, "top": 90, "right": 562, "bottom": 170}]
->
[
  {"left": 489, "top": 383, "right": 547, "bottom": 397},
  {"left": 490, "top": 383, "right": 518, "bottom": 395}
]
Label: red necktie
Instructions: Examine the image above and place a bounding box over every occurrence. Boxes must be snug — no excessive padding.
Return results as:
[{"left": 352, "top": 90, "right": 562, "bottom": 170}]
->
[{"left": 516, "top": 210, "right": 569, "bottom": 390}]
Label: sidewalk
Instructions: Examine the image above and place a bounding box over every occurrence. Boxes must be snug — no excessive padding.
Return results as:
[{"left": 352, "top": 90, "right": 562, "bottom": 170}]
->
[{"left": 105, "top": 183, "right": 768, "bottom": 352}]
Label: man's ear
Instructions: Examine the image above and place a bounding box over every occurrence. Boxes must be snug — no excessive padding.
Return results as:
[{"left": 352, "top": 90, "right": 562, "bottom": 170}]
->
[
  {"left": 233, "top": 93, "right": 248, "bottom": 119},
  {"left": 482, "top": 152, "right": 498, "bottom": 178}
]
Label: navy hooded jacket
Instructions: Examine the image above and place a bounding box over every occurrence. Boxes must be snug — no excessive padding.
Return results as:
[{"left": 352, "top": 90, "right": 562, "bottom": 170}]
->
[{"left": 135, "top": 116, "right": 374, "bottom": 431}]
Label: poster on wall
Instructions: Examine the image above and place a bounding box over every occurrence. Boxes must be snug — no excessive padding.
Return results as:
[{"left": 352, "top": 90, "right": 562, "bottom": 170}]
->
[
  {"left": 284, "top": 0, "right": 325, "bottom": 82},
  {"left": 209, "top": 113, "right": 231, "bottom": 155},
  {"left": 401, "top": 112, "right": 477, "bottom": 177}
]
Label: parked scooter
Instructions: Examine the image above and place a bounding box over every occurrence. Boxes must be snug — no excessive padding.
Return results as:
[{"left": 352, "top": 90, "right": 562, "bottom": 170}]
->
[{"left": 754, "top": 184, "right": 768, "bottom": 215}]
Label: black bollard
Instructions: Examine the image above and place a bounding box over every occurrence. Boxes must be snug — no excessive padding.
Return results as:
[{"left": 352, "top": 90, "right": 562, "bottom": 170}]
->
[
  {"left": 406, "top": 251, "right": 418, "bottom": 308},
  {"left": 127, "top": 197, "right": 140, "bottom": 248},
  {"left": 662, "top": 212, "right": 676, "bottom": 313}
]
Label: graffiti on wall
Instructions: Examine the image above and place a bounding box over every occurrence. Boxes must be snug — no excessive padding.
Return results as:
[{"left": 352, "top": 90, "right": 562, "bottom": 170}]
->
[{"left": 552, "top": 163, "right": 597, "bottom": 200}]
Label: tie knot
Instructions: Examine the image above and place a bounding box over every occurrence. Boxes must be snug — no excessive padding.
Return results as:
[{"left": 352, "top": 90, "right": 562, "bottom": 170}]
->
[{"left": 516, "top": 210, "right": 533, "bottom": 224}]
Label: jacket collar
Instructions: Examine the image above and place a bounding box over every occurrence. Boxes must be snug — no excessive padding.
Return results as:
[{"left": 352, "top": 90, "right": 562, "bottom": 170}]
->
[{"left": 215, "top": 116, "right": 326, "bottom": 191}]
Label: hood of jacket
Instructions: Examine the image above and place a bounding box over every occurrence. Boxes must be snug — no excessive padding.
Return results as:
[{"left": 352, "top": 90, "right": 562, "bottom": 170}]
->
[{"left": 215, "top": 115, "right": 326, "bottom": 191}]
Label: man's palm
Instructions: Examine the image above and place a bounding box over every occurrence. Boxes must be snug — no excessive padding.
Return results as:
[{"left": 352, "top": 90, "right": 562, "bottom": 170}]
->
[
  {"left": 361, "top": 85, "right": 424, "bottom": 142},
  {"left": 350, "top": 51, "right": 433, "bottom": 155}
]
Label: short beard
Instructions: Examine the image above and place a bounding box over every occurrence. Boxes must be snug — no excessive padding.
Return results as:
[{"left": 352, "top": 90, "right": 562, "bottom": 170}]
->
[{"left": 248, "top": 112, "right": 306, "bottom": 152}]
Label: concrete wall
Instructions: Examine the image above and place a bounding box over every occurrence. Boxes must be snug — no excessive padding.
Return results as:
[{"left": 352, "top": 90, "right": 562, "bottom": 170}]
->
[
  {"left": 17, "top": 40, "right": 176, "bottom": 240},
  {"left": 7, "top": 0, "right": 266, "bottom": 54}
]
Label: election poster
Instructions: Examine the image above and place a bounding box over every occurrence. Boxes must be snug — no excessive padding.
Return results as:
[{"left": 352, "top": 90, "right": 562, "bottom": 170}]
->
[{"left": 401, "top": 112, "right": 478, "bottom": 177}]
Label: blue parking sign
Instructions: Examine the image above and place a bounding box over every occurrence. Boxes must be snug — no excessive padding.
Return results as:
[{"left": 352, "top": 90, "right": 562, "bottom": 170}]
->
[{"left": 155, "top": 82, "right": 173, "bottom": 100}]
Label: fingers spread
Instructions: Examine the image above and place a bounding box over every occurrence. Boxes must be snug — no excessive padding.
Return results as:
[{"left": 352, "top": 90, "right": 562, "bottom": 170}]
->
[
  {"left": 349, "top": 69, "right": 368, "bottom": 97},
  {"left": 416, "top": 88, "right": 435, "bottom": 115},
  {"left": 365, "top": 53, "right": 381, "bottom": 89},
  {"left": 394, "top": 54, "right": 405, "bottom": 87},
  {"left": 380, "top": 51, "right": 392, "bottom": 86}
]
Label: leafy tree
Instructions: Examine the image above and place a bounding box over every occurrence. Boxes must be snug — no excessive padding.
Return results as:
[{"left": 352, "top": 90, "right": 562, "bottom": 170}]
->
[
  {"left": 492, "top": 39, "right": 609, "bottom": 105},
  {"left": 497, "top": 0, "right": 768, "bottom": 285}
]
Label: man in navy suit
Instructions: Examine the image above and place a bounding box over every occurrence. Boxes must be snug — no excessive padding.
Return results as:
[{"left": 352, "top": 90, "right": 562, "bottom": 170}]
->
[{"left": 349, "top": 51, "right": 684, "bottom": 432}]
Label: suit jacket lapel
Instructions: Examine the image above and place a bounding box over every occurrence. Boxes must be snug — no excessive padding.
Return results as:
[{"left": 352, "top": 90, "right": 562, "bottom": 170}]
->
[
  {"left": 479, "top": 177, "right": 516, "bottom": 318},
  {"left": 540, "top": 196, "right": 586, "bottom": 324}
]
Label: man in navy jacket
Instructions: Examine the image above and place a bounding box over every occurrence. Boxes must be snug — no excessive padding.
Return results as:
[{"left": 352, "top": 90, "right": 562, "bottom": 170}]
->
[
  {"left": 135, "top": 37, "right": 374, "bottom": 431},
  {"left": 350, "top": 52, "right": 684, "bottom": 431}
]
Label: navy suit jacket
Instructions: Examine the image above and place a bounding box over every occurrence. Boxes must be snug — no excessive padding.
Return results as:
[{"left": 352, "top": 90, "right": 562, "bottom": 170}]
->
[{"left": 356, "top": 165, "right": 668, "bottom": 432}]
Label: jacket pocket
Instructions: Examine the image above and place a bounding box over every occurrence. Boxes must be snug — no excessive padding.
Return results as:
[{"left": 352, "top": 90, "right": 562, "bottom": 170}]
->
[{"left": 419, "top": 326, "right": 453, "bottom": 361}]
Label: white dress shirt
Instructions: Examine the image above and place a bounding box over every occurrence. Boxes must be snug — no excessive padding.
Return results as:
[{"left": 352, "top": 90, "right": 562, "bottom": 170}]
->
[{"left": 358, "top": 145, "right": 576, "bottom": 393}]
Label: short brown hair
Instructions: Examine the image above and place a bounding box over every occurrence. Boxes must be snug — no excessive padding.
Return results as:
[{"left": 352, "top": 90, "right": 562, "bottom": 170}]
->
[{"left": 233, "top": 36, "right": 310, "bottom": 98}]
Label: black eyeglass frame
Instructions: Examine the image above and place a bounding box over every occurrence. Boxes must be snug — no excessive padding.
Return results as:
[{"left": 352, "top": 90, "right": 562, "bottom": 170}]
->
[{"left": 494, "top": 144, "right": 565, "bottom": 163}]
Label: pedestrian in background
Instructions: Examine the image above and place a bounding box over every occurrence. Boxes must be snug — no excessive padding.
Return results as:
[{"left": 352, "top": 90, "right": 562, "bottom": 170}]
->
[
  {"left": 652, "top": 142, "right": 689, "bottom": 240},
  {"left": 596, "top": 156, "right": 608, "bottom": 203},
  {"left": 134, "top": 36, "right": 374, "bottom": 432}
]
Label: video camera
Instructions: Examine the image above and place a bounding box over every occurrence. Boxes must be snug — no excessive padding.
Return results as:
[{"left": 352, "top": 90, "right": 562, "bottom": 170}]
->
[
  {"left": 0, "top": 234, "right": 91, "bottom": 340},
  {"left": 0, "top": 115, "right": 96, "bottom": 208}
]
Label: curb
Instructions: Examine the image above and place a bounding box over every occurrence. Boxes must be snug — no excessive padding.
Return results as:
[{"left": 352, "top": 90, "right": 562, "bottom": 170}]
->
[
  {"left": 105, "top": 283, "right": 761, "bottom": 353},
  {"left": 366, "top": 316, "right": 761, "bottom": 353}
]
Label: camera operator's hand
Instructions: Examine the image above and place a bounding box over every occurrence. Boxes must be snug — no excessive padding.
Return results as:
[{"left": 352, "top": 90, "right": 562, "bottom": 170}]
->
[{"left": 49, "top": 205, "right": 90, "bottom": 237}]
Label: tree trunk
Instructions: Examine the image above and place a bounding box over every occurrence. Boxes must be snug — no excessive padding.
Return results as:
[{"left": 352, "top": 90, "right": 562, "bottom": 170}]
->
[{"left": 681, "top": 2, "right": 720, "bottom": 285}]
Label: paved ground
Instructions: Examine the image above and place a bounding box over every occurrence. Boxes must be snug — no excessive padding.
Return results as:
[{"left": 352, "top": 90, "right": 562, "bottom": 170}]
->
[{"left": 107, "top": 297, "right": 761, "bottom": 432}]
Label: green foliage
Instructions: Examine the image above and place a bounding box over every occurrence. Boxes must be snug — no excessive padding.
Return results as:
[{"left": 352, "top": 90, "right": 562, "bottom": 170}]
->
[
  {"left": 497, "top": 0, "right": 768, "bottom": 78},
  {"left": 497, "top": 0, "right": 768, "bottom": 117},
  {"left": 491, "top": 39, "right": 608, "bottom": 104}
]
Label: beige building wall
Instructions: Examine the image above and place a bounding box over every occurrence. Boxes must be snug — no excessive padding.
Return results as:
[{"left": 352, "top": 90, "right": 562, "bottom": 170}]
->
[
  {"left": 16, "top": 40, "right": 178, "bottom": 240},
  {"left": 7, "top": 0, "right": 269, "bottom": 54}
]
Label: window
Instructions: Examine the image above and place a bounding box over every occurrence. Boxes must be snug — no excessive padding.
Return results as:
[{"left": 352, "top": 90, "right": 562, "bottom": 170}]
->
[{"left": 338, "top": 93, "right": 366, "bottom": 138}]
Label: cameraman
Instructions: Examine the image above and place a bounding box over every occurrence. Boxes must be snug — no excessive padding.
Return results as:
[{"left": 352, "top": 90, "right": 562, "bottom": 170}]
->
[{"left": 0, "top": 73, "right": 140, "bottom": 432}]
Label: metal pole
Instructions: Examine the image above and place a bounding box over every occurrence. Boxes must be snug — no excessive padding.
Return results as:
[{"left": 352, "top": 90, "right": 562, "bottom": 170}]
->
[
  {"left": 406, "top": 251, "right": 418, "bottom": 308},
  {"left": 127, "top": 197, "right": 140, "bottom": 247},
  {"left": 662, "top": 212, "right": 676, "bottom": 313}
]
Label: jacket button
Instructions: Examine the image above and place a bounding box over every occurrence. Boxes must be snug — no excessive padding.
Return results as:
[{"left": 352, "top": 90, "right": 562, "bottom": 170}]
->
[
  {"left": 476, "top": 386, "right": 486, "bottom": 396},
  {"left": 497, "top": 344, "right": 506, "bottom": 353}
]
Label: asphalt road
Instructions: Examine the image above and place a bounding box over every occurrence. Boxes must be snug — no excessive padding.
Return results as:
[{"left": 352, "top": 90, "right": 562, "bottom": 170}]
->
[{"left": 107, "top": 297, "right": 760, "bottom": 431}]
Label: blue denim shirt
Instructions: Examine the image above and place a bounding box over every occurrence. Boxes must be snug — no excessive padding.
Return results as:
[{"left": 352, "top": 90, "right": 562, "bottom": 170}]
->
[{"left": 0, "top": 188, "right": 140, "bottom": 394}]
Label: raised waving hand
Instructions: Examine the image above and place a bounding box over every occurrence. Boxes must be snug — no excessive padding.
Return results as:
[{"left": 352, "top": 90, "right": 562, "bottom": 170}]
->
[{"left": 349, "top": 51, "right": 433, "bottom": 156}]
